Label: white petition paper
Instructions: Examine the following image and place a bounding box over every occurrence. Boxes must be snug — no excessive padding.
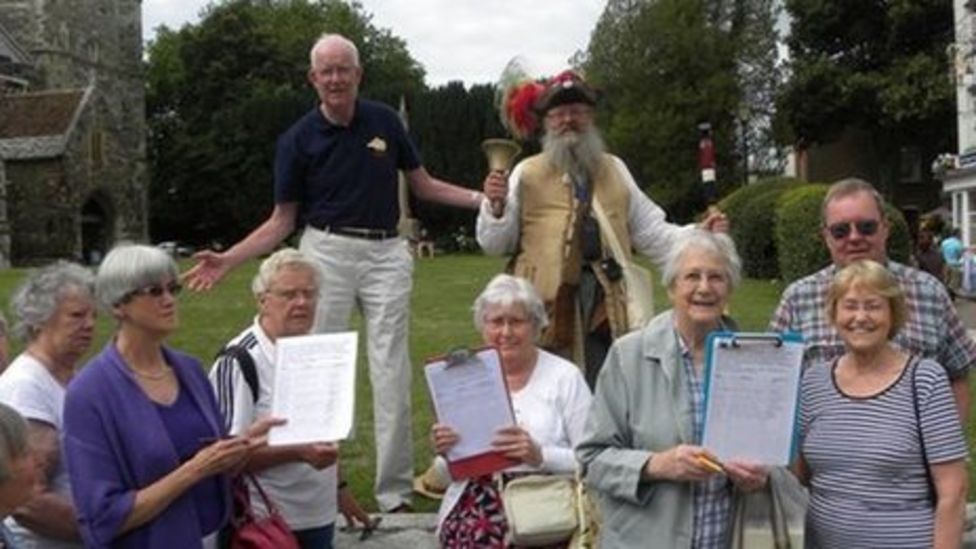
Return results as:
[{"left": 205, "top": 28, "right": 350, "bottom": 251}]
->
[
  {"left": 701, "top": 335, "right": 804, "bottom": 465},
  {"left": 269, "top": 332, "right": 358, "bottom": 445},
  {"left": 425, "top": 348, "right": 515, "bottom": 461}
]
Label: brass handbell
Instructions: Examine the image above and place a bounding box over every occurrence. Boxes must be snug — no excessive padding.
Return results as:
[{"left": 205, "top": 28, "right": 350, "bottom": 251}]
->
[
  {"left": 481, "top": 138, "right": 521, "bottom": 172},
  {"left": 481, "top": 139, "right": 521, "bottom": 217}
]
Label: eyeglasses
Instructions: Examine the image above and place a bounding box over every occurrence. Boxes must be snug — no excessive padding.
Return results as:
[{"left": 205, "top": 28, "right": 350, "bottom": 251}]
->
[
  {"left": 126, "top": 281, "right": 182, "bottom": 301},
  {"left": 826, "top": 220, "right": 880, "bottom": 240},
  {"left": 268, "top": 288, "right": 317, "bottom": 302}
]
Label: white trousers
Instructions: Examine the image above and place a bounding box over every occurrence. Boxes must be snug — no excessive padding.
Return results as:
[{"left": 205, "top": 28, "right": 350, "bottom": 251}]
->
[{"left": 300, "top": 227, "right": 414, "bottom": 511}]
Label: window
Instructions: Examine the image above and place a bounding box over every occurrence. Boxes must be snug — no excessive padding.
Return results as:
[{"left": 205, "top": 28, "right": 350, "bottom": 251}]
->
[
  {"left": 90, "top": 130, "right": 103, "bottom": 170},
  {"left": 899, "top": 146, "right": 922, "bottom": 184}
]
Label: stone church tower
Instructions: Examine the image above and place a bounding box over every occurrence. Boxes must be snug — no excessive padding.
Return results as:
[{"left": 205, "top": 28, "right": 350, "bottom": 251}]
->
[{"left": 0, "top": 0, "right": 147, "bottom": 265}]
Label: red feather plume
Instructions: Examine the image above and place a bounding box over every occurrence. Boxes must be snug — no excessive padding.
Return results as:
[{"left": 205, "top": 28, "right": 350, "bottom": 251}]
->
[{"left": 504, "top": 81, "right": 544, "bottom": 141}]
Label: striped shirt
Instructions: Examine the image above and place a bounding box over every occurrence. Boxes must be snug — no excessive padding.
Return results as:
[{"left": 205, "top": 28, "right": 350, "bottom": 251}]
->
[
  {"left": 770, "top": 261, "right": 975, "bottom": 378},
  {"left": 678, "top": 336, "right": 732, "bottom": 549},
  {"left": 799, "top": 357, "right": 968, "bottom": 548}
]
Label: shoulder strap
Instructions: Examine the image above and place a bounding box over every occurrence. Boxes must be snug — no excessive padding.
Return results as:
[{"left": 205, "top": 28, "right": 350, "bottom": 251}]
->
[
  {"left": 591, "top": 196, "right": 627, "bottom": 265},
  {"left": 908, "top": 355, "right": 936, "bottom": 503},
  {"left": 217, "top": 345, "right": 259, "bottom": 403}
]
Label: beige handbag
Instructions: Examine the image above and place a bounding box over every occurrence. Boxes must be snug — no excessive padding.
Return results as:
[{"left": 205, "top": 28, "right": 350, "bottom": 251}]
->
[
  {"left": 590, "top": 198, "right": 655, "bottom": 331},
  {"left": 502, "top": 475, "right": 578, "bottom": 546}
]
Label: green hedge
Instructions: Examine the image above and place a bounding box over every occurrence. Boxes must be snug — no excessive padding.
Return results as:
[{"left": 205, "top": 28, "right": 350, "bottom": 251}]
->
[
  {"left": 775, "top": 184, "right": 912, "bottom": 283},
  {"left": 775, "top": 185, "right": 831, "bottom": 282},
  {"left": 884, "top": 204, "right": 912, "bottom": 266},
  {"left": 719, "top": 178, "right": 801, "bottom": 278}
]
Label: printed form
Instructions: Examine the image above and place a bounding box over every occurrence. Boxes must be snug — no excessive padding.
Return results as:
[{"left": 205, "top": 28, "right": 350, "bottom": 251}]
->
[{"left": 269, "top": 332, "right": 358, "bottom": 446}]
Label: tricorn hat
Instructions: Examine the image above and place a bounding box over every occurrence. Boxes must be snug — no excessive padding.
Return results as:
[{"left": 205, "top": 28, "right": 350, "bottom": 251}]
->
[{"left": 533, "top": 70, "right": 598, "bottom": 114}]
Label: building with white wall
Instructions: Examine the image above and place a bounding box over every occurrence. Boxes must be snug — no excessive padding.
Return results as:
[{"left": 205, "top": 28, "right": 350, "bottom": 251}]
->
[{"left": 942, "top": 0, "right": 976, "bottom": 245}]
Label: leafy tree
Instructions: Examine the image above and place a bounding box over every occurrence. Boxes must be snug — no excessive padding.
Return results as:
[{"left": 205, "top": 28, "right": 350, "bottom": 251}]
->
[
  {"left": 776, "top": 0, "right": 954, "bottom": 197},
  {"left": 731, "top": 0, "right": 784, "bottom": 176},
  {"left": 407, "top": 82, "right": 510, "bottom": 242},
  {"left": 146, "top": 0, "right": 425, "bottom": 245},
  {"left": 581, "top": 0, "right": 781, "bottom": 221}
]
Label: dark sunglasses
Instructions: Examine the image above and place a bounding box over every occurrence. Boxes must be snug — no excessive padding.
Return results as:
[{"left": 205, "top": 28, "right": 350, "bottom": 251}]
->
[
  {"left": 826, "top": 220, "right": 880, "bottom": 240},
  {"left": 127, "top": 281, "right": 183, "bottom": 300}
]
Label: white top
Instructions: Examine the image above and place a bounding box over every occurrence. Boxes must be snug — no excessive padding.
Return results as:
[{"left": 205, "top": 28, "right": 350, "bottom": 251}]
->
[
  {"left": 436, "top": 350, "right": 592, "bottom": 529},
  {"left": 0, "top": 354, "right": 81, "bottom": 549},
  {"left": 476, "top": 154, "right": 688, "bottom": 266},
  {"left": 209, "top": 318, "right": 337, "bottom": 530}
]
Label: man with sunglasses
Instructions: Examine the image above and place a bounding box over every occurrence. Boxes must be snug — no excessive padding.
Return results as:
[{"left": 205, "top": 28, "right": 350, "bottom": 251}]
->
[{"left": 770, "top": 178, "right": 973, "bottom": 417}]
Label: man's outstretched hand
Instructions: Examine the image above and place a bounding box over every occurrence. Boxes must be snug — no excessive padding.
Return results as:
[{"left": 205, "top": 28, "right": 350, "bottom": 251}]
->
[{"left": 183, "top": 250, "right": 231, "bottom": 291}]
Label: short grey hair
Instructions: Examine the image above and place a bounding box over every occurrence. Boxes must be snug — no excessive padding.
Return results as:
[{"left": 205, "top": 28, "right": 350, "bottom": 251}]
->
[
  {"left": 96, "top": 243, "right": 179, "bottom": 310},
  {"left": 309, "top": 33, "right": 360, "bottom": 68},
  {"left": 0, "top": 402, "right": 27, "bottom": 483},
  {"left": 472, "top": 274, "right": 549, "bottom": 333},
  {"left": 661, "top": 229, "right": 742, "bottom": 290},
  {"left": 10, "top": 261, "right": 94, "bottom": 342},
  {"left": 252, "top": 248, "right": 322, "bottom": 297},
  {"left": 822, "top": 178, "right": 886, "bottom": 225}
]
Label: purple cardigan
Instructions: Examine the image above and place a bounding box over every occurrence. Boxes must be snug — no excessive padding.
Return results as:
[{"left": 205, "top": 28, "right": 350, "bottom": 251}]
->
[{"left": 62, "top": 342, "right": 231, "bottom": 549}]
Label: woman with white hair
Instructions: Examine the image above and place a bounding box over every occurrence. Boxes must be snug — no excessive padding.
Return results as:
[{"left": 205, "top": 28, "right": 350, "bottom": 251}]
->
[
  {"left": 0, "top": 260, "right": 95, "bottom": 548},
  {"left": 61, "top": 244, "right": 275, "bottom": 549},
  {"left": 0, "top": 403, "right": 37, "bottom": 547},
  {"left": 431, "top": 274, "right": 591, "bottom": 547},
  {"left": 577, "top": 229, "right": 767, "bottom": 548}
]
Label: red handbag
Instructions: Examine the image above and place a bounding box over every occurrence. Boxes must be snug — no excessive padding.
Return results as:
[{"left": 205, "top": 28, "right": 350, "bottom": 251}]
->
[{"left": 228, "top": 474, "right": 300, "bottom": 549}]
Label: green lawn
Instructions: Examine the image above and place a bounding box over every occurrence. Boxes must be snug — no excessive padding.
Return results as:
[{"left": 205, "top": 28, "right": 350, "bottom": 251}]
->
[{"left": 3, "top": 254, "right": 975, "bottom": 507}]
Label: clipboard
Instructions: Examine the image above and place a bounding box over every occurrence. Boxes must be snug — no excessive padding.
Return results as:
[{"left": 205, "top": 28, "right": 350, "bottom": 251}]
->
[
  {"left": 700, "top": 331, "right": 804, "bottom": 466},
  {"left": 424, "top": 346, "right": 518, "bottom": 480}
]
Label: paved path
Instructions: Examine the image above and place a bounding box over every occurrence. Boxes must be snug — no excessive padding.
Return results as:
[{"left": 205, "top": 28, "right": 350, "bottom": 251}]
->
[
  {"left": 334, "top": 513, "right": 437, "bottom": 548},
  {"left": 956, "top": 295, "right": 976, "bottom": 341}
]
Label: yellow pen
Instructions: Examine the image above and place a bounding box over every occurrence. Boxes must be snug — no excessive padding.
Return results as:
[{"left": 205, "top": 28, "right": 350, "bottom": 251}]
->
[{"left": 696, "top": 454, "right": 725, "bottom": 474}]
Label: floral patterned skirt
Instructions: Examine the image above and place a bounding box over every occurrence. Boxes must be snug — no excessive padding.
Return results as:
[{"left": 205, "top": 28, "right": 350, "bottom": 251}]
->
[{"left": 438, "top": 474, "right": 569, "bottom": 549}]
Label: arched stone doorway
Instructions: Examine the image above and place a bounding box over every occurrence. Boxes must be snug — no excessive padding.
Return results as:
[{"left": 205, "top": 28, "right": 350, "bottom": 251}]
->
[{"left": 81, "top": 191, "right": 114, "bottom": 265}]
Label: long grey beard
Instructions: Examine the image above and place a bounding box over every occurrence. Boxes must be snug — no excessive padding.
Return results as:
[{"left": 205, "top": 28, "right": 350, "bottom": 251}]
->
[{"left": 542, "top": 126, "right": 606, "bottom": 182}]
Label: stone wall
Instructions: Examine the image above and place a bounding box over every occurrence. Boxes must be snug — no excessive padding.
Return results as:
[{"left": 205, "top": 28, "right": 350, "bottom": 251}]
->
[
  {"left": 6, "top": 158, "right": 78, "bottom": 264},
  {"left": 0, "top": 1, "right": 36, "bottom": 69},
  {"left": 0, "top": 0, "right": 147, "bottom": 265}
]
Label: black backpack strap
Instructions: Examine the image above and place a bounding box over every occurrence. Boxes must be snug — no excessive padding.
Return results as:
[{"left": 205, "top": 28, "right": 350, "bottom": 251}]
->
[{"left": 217, "top": 345, "right": 259, "bottom": 403}]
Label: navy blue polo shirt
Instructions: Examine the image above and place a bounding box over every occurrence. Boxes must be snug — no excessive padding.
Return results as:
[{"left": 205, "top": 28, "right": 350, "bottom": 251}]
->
[{"left": 274, "top": 99, "right": 421, "bottom": 231}]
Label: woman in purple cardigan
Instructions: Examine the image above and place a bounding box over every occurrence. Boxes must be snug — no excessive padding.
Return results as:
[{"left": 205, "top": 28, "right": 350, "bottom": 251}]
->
[{"left": 62, "top": 244, "right": 272, "bottom": 549}]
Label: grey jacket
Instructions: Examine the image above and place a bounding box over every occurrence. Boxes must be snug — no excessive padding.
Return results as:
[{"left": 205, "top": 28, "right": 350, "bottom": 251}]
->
[{"left": 576, "top": 310, "right": 700, "bottom": 548}]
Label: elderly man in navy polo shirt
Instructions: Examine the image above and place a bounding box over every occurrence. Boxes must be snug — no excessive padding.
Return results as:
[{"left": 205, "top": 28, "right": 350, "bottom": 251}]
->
[{"left": 186, "top": 33, "right": 484, "bottom": 512}]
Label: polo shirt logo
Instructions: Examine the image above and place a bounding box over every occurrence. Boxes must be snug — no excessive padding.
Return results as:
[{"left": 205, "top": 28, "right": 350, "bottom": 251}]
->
[{"left": 366, "top": 136, "right": 388, "bottom": 156}]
